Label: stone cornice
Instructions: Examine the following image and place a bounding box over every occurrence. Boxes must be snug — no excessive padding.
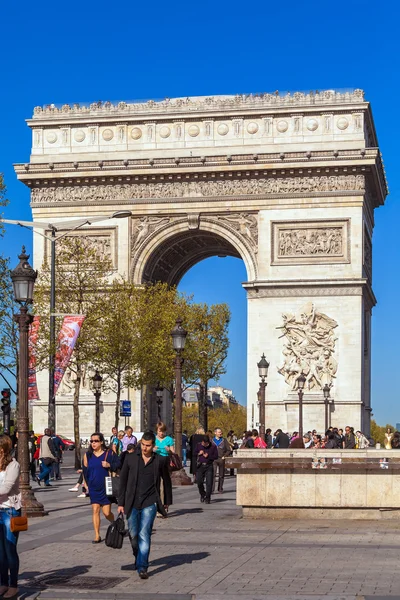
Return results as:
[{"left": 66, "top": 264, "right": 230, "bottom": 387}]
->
[
  {"left": 31, "top": 90, "right": 366, "bottom": 121},
  {"left": 244, "top": 278, "right": 376, "bottom": 306}
]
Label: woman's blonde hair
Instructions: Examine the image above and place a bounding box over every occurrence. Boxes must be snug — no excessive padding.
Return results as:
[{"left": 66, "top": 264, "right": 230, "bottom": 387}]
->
[
  {"left": 118, "top": 430, "right": 125, "bottom": 438},
  {"left": 156, "top": 422, "right": 167, "bottom": 433},
  {"left": 195, "top": 427, "right": 205, "bottom": 435},
  {"left": 0, "top": 435, "right": 13, "bottom": 472}
]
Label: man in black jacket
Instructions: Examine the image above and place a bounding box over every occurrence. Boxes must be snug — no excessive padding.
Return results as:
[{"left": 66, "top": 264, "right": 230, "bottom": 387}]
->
[
  {"left": 272, "top": 429, "right": 290, "bottom": 449},
  {"left": 118, "top": 431, "right": 172, "bottom": 579}
]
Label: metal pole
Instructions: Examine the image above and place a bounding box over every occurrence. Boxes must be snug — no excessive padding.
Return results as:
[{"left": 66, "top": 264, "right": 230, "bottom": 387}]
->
[
  {"left": 174, "top": 353, "right": 184, "bottom": 458},
  {"left": 95, "top": 390, "right": 101, "bottom": 432},
  {"left": 298, "top": 389, "right": 304, "bottom": 439},
  {"left": 14, "top": 306, "right": 45, "bottom": 517},
  {"left": 324, "top": 399, "right": 329, "bottom": 432},
  {"left": 48, "top": 230, "right": 56, "bottom": 431},
  {"left": 259, "top": 379, "right": 267, "bottom": 441}
]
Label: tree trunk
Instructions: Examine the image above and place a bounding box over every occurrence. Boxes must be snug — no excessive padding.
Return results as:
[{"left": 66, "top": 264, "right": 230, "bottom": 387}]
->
[
  {"left": 114, "top": 375, "right": 121, "bottom": 429},
  {"left": 73, "top": 369, "right": 82, "bottom": 470},
  {"left": 198, "top": 380, "right": 208, "bottom": 432}
]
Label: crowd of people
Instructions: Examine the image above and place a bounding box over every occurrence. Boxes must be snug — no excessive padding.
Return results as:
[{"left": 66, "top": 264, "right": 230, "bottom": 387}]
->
[{"left": 1, "top": 421, "right": 398, "bottom": 595}]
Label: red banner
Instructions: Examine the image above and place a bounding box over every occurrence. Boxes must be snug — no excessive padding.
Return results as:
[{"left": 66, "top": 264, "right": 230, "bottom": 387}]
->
[
  {"left": 28, "top": 316, "right": 41, "bottom": 402},
  {"left": 54, "top": 316, "right": 85, "bottom": 396}
]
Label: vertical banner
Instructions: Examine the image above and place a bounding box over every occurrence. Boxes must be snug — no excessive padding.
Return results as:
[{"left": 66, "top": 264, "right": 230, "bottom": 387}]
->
[
  {"left": 28, "top": 316, "right": 41, "bottom": 402},
  {"left": 53, "top": 316, "right": 85, "bottom": 396}
]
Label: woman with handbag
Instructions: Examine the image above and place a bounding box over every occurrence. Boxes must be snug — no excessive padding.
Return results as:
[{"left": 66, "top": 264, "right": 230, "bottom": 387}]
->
[
  {"left": 82, "top": 432, "right": 120, "bottom": 544},
  {"left": 0, "top": 435, "right": 22, "bottom": 599},
  {"left": 154, "top": 423, "right": 174, "bottom": 514}
]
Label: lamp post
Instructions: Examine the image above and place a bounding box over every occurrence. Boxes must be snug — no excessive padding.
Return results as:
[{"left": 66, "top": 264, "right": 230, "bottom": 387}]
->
[
  {"left": 155, "top": 383, "right": 163, "bottom": 422},
  {"left": 92, "top": 370, "right": 103, "bottom": 432},
  {"left": 297, "top": 373, "right": 306, "bottom": 439},
  {"left": 323, "top": 383, "right": 331, "bottom": 432},
  {"left": 257, "top": 353, "right": 269, "bottom": 441},
  {"left": 171, "top": 318, "right": 187, "bottom": 459},
  {"left": 2, "top": 211, "right": 132, "bottom": 432},
  {"left": 10, "top": 247, "right": 45, "bottom": 517}
]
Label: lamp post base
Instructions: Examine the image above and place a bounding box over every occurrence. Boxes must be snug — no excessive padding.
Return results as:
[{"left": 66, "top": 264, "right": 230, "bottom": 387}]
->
[
  {"left": 21, "top": 488, "right": 47, "bottom": 517},
  {"left": 171, "top": 468, "right": 192, "bottom": 486}
]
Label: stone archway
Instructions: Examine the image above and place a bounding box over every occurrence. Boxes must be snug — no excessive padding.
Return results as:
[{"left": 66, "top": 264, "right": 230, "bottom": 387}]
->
[{"left": 131, "top": 215, "right": 257, "bottom": 285}]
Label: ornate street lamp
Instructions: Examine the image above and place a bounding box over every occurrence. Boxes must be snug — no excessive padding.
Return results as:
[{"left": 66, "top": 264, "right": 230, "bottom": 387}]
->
[
  {"left": 171, "top": 318, "right": 191, "bottom": 485},
  {"left": 156, "top": 383, "right": 163, "bottom": 422},
  {"left": 323, "top": 383, "right": 331, "bottom": 432},
  {"left": 297, "top": 373, "right": 306, "bottom": 439},
  {"left": 92, "top": 370, "right": 103, "bottom": 432},
  {"left": 10, "top": 247, "right": 45, "bottom": 517},
  {"left": 257, "top": 353, "right": 269, "bottom": 441}
]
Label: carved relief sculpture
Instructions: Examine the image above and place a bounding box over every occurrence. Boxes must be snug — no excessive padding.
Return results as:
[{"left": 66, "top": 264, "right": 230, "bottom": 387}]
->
[
  {"left": 277, "top": 302, "right": 338, "bottom": 391},
  {"left": 272, "top": 220, "right": 349, "bottom": 265},
  {"left": 215, "top": 213, "right": 258, "bottom": 252},
  {"left": 131, "top": 216, "right": 171, "bottom": 252},
  {"left": 30, "top": 174, "right": 365, "bottom": 205}
]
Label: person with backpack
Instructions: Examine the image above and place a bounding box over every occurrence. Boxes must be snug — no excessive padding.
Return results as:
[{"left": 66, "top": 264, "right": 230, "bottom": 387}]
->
[
  {"left": 36, "top": 429, "right": 58, "bottom": 487},
  {"left": 83, "top": 432, "right": 120, "bottom": 544}
]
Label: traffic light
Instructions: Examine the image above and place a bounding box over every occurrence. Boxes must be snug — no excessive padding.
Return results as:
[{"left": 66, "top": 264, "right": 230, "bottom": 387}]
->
[
  {"left": 1, "top": 389, "right": 11, "bottom": 434},
  {"left": 1, "top": 389, "right": 11, "bottom": 415}
]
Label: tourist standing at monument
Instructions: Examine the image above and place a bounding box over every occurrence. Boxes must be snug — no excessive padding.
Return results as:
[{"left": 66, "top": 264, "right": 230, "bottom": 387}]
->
[
  {"left": 122, "top": 426, "right": 137, "bottom": 452},
  {"left": 181, "top": 430, "right": 188, "bottom": 467},
  {"left": 118, "top": 430, "right": 172, "bottom": 579},
  {"left": 212, "top": 428, "right": 232, "bottom": 494},
  {"left": 0, "top": 435, "right": 21, "bottom": 599},
  {"left": 343, "top": 426, "right": 356, "bottom": 449},
  {"left": 356, "top": 431, "right": 370, "bottom": 449},
  {"left": 83, "top": 432, "right": 120, "bottom": 544},
  {"left": 110, "top": 426, "right": 118, "bottom": 448},
  {"left": 194, "top": 435, "right": 218, "bottom": 503},
  {"left": 272, "top": 429, "right": 290, "bottom": 448}
]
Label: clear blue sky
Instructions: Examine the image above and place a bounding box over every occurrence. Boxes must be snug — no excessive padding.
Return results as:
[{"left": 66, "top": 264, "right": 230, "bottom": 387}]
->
[{"left": 0, "top": 1, "right": 398, "bottom": 425}]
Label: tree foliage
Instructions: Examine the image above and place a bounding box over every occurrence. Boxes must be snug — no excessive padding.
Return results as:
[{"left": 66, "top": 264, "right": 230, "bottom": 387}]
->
[
  {"left": 182, "top": 404, "right": 246, "bottom": 437},
  {"left": 0, "top": 256, "right": 19, "bottom": 394},
  {"left": 35, "top": 236, "right": 114, "bottom": 467},
  {"left": 370, "top": 419, "right": 396, "bottom": 445}
]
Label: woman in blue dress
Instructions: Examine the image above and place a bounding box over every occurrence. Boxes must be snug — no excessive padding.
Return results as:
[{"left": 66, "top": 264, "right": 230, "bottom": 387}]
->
[{"left": 83, "top": 432, "right": 120, "bottom": 543}]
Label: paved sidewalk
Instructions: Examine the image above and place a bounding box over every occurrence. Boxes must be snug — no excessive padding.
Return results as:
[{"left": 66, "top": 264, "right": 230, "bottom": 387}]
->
[{"left": 16, "top": 457, "right": 400, "bottom": 599}]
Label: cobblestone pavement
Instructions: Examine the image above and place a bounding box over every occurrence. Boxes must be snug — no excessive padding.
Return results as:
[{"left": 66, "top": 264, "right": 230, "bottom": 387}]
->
[{"left": 16, "top": 456, "right": 400, "bottom": 599}]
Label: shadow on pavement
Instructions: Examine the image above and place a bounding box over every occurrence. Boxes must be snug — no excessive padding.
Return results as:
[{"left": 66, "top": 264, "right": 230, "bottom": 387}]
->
[
  {"left": 148, "top": 552, "right": 210, "bottom": 575},
  {"left": 168, "top": 507, "right": 203, "bottom": 517}
]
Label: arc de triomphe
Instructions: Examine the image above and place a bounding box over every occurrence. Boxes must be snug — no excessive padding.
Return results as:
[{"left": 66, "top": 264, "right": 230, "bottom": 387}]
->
[{"left": 15, "top": 90, "right": 387, "bottom": 437}]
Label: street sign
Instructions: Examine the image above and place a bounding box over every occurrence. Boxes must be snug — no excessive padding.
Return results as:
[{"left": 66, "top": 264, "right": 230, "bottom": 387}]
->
[{"left": 120, "top": 400, "right": 131, "bottom": 417}]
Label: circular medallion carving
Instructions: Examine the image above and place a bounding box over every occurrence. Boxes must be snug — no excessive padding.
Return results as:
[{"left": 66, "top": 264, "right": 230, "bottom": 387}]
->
[
  {"left": 46, "top": 131, "right": 57, "bottom": 144},
  {"left": 276, "top": 120, "right": 288, "bottom": 133},
  {"left": 102, "top": 128, "right": 114, "bottom": 141},
  {"left": 217, "top": 123, "right": 229, "bottom": 136},
  {"left": 159, "top": 126, "right": 171, "bottom": 139},
  {"left": 337, "top": 117, "right": 349, "bottom": 130},
  {"left": 306, "top": 119, "right": 319, "bottom": 131},
  {"left": 131, "top": 127, "right": 142, "bottom": 140},
  {"left": 188, "top": 124, "right": 200, "bottom": 137},
  {"left": 74, "top": 130, "right": 86, "bottom": 142},
  {"left": 247, "top": 122, "right": 259, "bottom": 134}
]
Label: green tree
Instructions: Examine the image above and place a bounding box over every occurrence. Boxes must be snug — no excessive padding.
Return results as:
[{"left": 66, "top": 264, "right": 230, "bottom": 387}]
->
[
  {"left": 182, "top": 404, "right": 246, "bottom": 437},
  {"left": 0, "top": 256, "right": 19, "bottom": 394},
  {"left": 35, "top": 236, "right": 114, "bottom": 468},
  {"left": 183, "top": 303, "right": 230, "bottom": 430}
]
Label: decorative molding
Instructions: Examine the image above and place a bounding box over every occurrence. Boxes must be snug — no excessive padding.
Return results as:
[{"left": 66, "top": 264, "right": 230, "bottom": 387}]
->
[
  {"left": 271, "top": 219, "right": 350, "bottom": 265},
  {"left": 30, "top": 174, "right": 365, "bottom": 205},
  {"left": 32, "top": 90, "right": 366, "bottom": 119},
  {"left": 246, "top": 285, "right": 364, "bottom": 298},
  {"left": 277, "top": 302, "right": 338, "bottom": 391},
  {"left": 209, "top": 213, "right": 258, "bottom": 253}
]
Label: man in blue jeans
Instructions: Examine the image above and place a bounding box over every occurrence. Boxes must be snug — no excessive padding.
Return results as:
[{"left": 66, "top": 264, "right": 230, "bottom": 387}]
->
[
  {"left": 37, "top": 429, "right": 57, "bottom": 487},
  {"left": 118, "top": 431, "right": 172, "bottom": 579}
]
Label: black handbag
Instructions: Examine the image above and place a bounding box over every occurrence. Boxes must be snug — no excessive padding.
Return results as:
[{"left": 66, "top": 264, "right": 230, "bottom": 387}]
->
[{"left": 105, "top": 514, "right": 126, "bottom": 549}]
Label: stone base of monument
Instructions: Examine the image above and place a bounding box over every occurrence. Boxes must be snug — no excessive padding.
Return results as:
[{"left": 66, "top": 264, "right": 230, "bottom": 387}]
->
[
  {"left": 226, "top": 449, "right": 400, "bottom": 520},
  {"left": 171, "top": 468, "right": 193, "bottom": 486}
]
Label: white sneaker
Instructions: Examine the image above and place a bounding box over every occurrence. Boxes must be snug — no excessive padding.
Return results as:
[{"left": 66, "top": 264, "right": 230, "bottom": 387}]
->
[
  {"left": 69, "top": 487, "right": 79, "bottom": 492},
  {"left": 77, "top": 492, "right": 87, "bottom": 498}
]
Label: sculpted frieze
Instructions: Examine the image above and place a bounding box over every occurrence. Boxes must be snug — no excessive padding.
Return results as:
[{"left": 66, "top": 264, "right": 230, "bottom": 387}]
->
[
  {"left": 30, "top": 174, "right": 365, "bottom": 204},
  {"left": 212, "top": 213, "right": 258, "bottom": 252},
  {"left": 272, "top": 220, "right": 349, "bottom": 265},
  {"left": 277, "top": 302, "right": 338, "bottom": 391}
]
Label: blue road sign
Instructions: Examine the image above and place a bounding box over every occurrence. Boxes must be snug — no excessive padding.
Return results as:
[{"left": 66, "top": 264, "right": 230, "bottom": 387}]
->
[{"left": 120, "top": 400, "right": 131, "bottom": 417}]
